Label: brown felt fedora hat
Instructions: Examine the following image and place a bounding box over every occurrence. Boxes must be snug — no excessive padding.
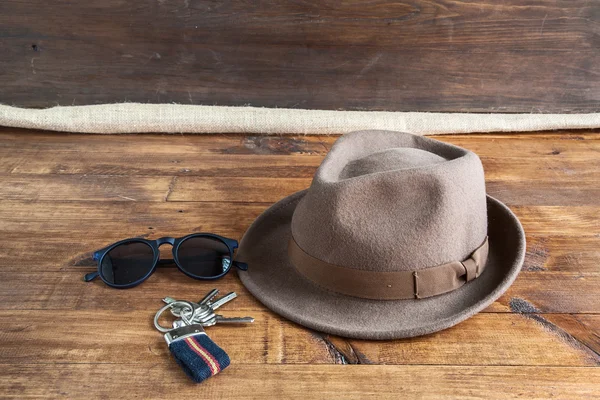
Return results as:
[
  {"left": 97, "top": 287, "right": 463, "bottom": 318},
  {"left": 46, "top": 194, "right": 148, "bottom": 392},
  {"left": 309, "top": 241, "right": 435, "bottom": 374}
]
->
[{"left": 237, "top": 130, "right": 525, "bottom": 339}]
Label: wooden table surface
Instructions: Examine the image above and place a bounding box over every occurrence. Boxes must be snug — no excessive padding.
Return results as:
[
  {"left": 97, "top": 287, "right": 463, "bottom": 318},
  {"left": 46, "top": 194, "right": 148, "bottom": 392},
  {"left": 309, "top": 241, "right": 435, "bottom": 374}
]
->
[{"left": 0, "top": 128, "right": 599, "bottom": 399}]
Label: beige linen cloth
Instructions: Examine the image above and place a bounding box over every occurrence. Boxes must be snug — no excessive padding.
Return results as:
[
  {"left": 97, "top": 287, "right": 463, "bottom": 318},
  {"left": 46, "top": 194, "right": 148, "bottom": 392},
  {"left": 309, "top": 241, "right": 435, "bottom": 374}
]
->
[{"left": 1, "top": 103, "right": 599, "bottom": 135}]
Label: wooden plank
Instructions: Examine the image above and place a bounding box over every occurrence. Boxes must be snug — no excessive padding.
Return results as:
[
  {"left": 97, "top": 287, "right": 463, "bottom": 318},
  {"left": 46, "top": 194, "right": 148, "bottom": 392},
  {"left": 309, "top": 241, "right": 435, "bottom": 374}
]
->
[
  {"left": 437, "top": 133, "right": 600, "bottom": 158},
  {"left": 8, "top": 233, "right": 599, "bottom": 275},
  {"left": 0, "top": 130, "right": 333, "bottom": 156},
  {"left": 2, "top": 131, "right": 599, "bottom": 207},
  {"left": 0, "top": 131, "right": 327, "bottom": 176},
  {"left": 1, "top": 130, "right": 598, "bottom": 157},
  {"left": 512, "top": 206, "right": 600, "bottom": 236},
  {"left": 5, "top": 149, "right": 600, "bottom": 185},
  {"left": 486, "top": 182, "right": 600, "bottom": 207},
  {"left": 523, "top": 236, "right": 600, "bottom": 274},
  {"left": 2, "top": 132, "right": 599, "bottom": 179},
  {"left": 168, "top": 178, "right": 600, "bottom": 205},
  {"left": 496, "top": 274, "right": 600, "bottom": 314},
  {"left": 0, "top": 200, "right": 266, "bottom": 277},
  {"left": 0, "top": 200, "right": 598, "bottom": 269},
  {"left": 323, "top": 314, "right": 600, "bottom": 366},
  {"left": 0, "top": 175, "right": 174, "bottom": 202},
  {"left": 5, "top": 153, "right": 324, "bottom": 178},
  {"left": 0, "top": 200, "right": 264, "bottom": 250},
  {"left": 4, "top": 0, "right": 595, "bottom": 50},
  {"left": 167, "top": 177, "right": 311, "bottom": 202},
  {"left": 2, "top": 130, "right": 599, "bottom": 151},
  {"left": 482, "top": 158, "right": 600, "bottom": 183},
  {"left": 1, "top": 364, "right": 598, "bottom": 399},
  {"left": 1, "top": 1, "right": 599, "bottom": 112},
  {"left": 0, "top": 271, "right": 261, "bottom": 312},
  {"left": 2, "top": 268, "right": 600, "bottom": 315},
  {"left": 2, "top": 171, "right": 598, "bottom": 206},
  {"left": 0, "top": 311, "right": 598, "bottom": 366},
  {"left": 544, "top": 314, "right": 600, "bottom": 357}
]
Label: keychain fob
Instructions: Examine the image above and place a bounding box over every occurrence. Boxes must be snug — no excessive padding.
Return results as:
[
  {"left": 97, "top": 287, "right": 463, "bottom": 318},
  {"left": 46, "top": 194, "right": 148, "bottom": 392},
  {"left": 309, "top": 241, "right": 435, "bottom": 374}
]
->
[
  {"left": 165, "top": 322, "right": 230, "bottom": 383},
  {"left": 155, "top": 300, "right": 230, "bottom": 383}
]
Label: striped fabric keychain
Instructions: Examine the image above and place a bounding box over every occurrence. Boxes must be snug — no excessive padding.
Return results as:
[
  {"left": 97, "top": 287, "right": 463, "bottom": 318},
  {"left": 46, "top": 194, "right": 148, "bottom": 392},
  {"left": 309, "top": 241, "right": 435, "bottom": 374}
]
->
[{"left": 153, "top": 291, "right": 254, "bottom": 383}]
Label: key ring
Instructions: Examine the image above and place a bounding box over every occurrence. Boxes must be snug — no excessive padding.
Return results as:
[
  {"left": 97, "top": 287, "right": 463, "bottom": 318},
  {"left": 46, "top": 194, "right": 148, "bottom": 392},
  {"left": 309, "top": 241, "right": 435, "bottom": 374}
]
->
[
  {"left": 152, "top": 290, "right": 254, "bottom": 384},
  {"left": 154, "top": 300, "right": 195, "bottom": 332}
]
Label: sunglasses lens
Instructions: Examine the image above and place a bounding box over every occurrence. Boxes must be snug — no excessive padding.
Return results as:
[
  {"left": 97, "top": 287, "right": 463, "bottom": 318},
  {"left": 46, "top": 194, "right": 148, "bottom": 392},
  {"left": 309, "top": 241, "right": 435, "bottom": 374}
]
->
[
  {"left": 100, "top": 241, "right": 154, "bottom": 286},
  {"left": 177, "top": 236, "right": 231, "bottom": 278}
]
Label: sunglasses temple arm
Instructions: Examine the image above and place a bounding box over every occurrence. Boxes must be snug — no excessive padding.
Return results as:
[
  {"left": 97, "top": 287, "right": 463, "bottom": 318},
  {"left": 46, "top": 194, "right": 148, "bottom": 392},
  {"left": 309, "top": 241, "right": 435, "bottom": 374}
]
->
[
  {"left": 229, "top": 240, "right": 247, "bottom": 270},
  {"left": 84, "top": 271, "right": 99, "bottom": 282},
  {"left": 233, "top": 261, "right": 248, "bottom": 271}
]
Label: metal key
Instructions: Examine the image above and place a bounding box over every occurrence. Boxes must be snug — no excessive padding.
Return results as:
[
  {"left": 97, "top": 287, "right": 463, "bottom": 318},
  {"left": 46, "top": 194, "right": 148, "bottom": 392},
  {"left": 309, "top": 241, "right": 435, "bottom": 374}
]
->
[
  {"left": 165, "top": 290, "right": 236, "bottom": 316},
  {"left": 210, "top": 292, "right": 237, "bottom": 310},
  {"left": 163, "top": 289, "right": 254, "bottom": 327},
  {"left": 215, "top": 316, "right": 255, "bottom": 324},
  {"left": 198, "top": 288, "right": 219, "bottom": 306}
]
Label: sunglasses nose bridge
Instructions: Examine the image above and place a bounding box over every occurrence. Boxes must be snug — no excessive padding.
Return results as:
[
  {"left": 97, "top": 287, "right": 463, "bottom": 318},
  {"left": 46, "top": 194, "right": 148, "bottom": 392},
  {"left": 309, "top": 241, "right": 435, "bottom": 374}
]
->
[{"left": 156, "top": 237, "right": 176, "bottom": 247}]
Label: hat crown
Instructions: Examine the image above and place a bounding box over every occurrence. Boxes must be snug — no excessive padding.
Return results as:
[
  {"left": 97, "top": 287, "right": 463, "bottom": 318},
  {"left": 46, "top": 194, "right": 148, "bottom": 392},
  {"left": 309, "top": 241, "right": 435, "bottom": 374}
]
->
[{"left": 291, "top": 131, "right": 488, "bottom": 272}]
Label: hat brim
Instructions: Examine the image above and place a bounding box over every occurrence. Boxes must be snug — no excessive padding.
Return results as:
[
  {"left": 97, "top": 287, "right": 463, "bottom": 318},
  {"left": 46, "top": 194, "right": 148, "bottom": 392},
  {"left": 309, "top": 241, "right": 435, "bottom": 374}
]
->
[{"left": 237, "top": 190, "right": 526, "bottom": 340}]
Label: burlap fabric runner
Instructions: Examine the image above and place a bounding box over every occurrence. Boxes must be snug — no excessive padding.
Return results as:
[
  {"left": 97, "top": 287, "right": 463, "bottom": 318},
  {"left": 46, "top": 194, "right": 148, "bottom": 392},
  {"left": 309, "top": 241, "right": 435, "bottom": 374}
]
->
[{"left": 1, "top": 103, "right": 599, "bottom": 135}]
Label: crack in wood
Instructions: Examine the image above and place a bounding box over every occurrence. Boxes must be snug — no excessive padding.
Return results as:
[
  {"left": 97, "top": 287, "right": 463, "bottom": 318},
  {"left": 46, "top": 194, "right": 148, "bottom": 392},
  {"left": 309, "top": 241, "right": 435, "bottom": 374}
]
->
[
  {"left": 346, "top": 342, "right": 373, "bottom": 365},
  {"left": 311, "top": 333, "right": 375, "bottom": 365},
  {"left": 311, "top": 333, "right": 348, "bottom": 364},
  {"left": 164, "top": 176, "right": 178, "bottom": 202},
  {"left": 510, "top": 297, "right": 600, "bottom": 364},
  {"left": 67, "top": 252, "right": 96, "bottom": 268}
]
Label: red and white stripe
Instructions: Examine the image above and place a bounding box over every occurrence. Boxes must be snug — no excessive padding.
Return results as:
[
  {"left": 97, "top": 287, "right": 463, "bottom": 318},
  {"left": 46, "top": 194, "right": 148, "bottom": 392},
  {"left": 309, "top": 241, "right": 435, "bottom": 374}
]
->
[{"left": 184, "top": 337, "right": 221, "bottom": 375}]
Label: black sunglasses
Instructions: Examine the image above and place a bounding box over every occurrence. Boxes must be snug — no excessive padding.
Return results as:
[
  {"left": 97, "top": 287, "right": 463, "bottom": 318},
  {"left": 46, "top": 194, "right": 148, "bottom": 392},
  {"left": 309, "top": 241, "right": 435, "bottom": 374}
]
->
[{"left": 84, "top": 233, "right": 248, "bottom": 288}]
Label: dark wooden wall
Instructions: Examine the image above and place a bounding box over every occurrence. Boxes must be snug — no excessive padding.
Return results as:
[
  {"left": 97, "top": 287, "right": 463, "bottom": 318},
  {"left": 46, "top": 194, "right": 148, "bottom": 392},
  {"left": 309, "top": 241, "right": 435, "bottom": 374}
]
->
[{"left": 1, "top": 0, "right": 598, "bottom": 112}]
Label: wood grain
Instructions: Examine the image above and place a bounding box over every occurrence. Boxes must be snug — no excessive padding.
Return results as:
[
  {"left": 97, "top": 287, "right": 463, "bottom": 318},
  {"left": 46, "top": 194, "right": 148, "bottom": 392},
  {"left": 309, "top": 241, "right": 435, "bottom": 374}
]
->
[
  {"left": 0, "top": 199, "right": 598, "bottom": 271},
  {"left": 2, "top": 268, "right": 600, "bottom": 315},
  {"left": 0, "top": 129, "right": 599, "bottom": 397},
  {"left": 1, "top": 311, "right": 598, "bottom": 366},
  {"left": 0, "top": 128, "right": 335, "bottom": 155},
  {"left": 2, "top": 132, "right": 599, "bottom": 208},
  {"left": 1, "top": 364, "right": 599, "bottom": 399},
  {"left": 1, "top": 1, "right": 599, "bottom": 112},
  {"left": 6, "top": 150, "right": 600, "bottom": 182}
]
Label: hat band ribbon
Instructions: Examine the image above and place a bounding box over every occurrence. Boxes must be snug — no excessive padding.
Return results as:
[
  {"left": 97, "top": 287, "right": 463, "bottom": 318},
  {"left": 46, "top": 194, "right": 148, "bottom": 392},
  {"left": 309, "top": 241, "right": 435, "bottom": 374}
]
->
[{"left": 288, "top": 236, "right": 489, "bottom": 300}]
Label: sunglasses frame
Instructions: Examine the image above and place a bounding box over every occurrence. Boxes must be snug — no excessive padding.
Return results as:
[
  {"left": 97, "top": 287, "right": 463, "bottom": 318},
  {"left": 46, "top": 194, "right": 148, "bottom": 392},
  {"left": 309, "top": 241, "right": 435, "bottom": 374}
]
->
[{"left": 84, "top": 233, "right": 248, "bottom": 289}]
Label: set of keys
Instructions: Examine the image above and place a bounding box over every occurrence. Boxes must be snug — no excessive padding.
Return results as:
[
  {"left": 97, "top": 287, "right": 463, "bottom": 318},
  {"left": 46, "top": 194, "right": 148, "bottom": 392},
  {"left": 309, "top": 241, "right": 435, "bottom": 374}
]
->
[
  {"left": 153, "top": 289, "right": 254, "bottom": 383},
  {"left": 164, "top": 288, "right": 254, "bottom": 328}
]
